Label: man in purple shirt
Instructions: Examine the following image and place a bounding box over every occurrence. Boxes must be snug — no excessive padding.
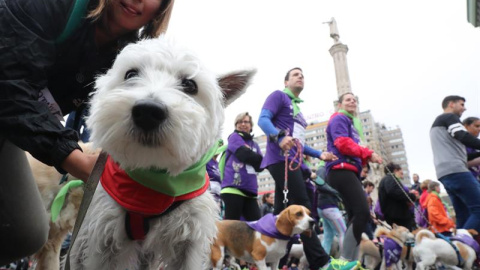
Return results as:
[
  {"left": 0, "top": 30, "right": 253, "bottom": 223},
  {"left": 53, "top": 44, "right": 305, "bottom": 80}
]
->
[{"left": 258, "top": 67, "right": 337, "bottom": 270}]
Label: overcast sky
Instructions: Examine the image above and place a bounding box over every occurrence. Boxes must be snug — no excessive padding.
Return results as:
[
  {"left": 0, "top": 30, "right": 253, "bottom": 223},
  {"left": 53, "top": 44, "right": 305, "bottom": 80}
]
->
[{"left": 167, "top": 0, "right": 480, "bottom": 183}]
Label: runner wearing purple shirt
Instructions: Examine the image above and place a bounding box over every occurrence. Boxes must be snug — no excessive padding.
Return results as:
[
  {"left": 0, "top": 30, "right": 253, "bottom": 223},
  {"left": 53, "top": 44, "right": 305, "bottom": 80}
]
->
[
  {"left": 220, "top": 112, "right": 263, "bottom": 221},
  {"left": 258, "top": 67, "right": 339, "bottom": 270},
  {"left": 325, "top": 92, "right": 382, "bottom": 265}
]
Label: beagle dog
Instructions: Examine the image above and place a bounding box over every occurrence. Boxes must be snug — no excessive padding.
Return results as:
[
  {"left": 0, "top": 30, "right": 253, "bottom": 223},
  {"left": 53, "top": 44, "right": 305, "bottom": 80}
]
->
[{"left": 210, "top": 205, "right": 314, "bottom": 270}]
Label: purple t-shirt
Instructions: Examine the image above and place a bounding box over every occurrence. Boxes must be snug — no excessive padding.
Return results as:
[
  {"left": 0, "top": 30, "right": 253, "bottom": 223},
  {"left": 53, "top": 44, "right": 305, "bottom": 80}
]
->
[
  {"left": 221, "top": 132, "right": 262, "bottom": 194},
  {"left": 261, "top": 90, "right": 308, "bottom": 168},
  {"left": 325, "top": 113, "right": 362, "bottom": 174},
  {"left": 206, "top": 159, "right": 221, "bottom": 183}
]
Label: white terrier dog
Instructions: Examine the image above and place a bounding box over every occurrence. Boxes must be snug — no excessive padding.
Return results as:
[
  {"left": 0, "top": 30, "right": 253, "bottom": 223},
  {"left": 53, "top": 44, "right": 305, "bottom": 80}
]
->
[{"left": 33, "top": 36, "right": 255, "bottom": 270}]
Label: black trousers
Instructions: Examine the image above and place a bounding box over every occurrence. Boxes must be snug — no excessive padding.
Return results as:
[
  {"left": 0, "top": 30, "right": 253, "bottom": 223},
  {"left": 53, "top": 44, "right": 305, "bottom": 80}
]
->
[
  {"left": 268, "top": 162, "right": 329, "bottom": 269},
  {"left": 326, "top": 169, "right": 370, "bottom": 245},
  {"left": 221, "top": 193, "right": 261, "bottom": 221},
  {"left": 0, "top": 139, "right": 48, "bottom": 265}
]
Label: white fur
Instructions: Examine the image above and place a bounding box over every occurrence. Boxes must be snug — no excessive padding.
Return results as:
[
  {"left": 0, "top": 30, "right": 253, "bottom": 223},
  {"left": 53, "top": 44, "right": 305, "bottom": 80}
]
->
[
  {"left": 86, "top": 38, "right": 229, "bottom": 175},
  {"left": 33, "top": 36, "right": 255, "bottom": 270},
  {"left": 413, "top": 229, "right": 477, "bottom": 270}
]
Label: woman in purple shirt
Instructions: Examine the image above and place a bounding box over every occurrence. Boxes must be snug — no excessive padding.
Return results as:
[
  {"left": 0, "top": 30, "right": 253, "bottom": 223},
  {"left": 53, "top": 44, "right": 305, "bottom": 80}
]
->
[
  {"left": 464, "top": 117, "right": 480, "bottom": 181},
  {"left": 220, "top": 112, "right": 263, "bottom": 221},
  {"left": 325, "top": 92, "right": 383, "bottom": 263}
]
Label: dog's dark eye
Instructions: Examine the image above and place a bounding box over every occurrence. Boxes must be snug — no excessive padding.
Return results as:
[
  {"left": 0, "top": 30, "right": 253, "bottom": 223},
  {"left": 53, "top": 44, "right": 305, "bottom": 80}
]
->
[
  {"left": 295, "top": 212, "right": 303, "bottom": 217},
  {"left": 181, "top": 78, "right": 198, "bottom": 95},
  {"left": 125, "top": 69, "right": 139, "bottom": 80}
]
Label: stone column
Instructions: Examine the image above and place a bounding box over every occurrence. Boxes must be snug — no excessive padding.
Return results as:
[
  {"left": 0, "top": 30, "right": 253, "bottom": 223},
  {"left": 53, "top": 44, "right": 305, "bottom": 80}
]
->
[{"left": 329, "top": 43, "right": 352, "bottom": 96}]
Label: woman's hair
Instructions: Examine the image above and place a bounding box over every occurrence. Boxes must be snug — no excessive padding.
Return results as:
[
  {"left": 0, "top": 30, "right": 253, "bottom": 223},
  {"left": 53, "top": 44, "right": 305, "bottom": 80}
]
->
[
  {"left": 262, "top": 193, "right": 272, "bottom": 204},
  {"left": 88, "top": 0, "right": 174, "bottom": 40},
  {"left": 384, "top": 162, "right": 401, "bottom": 175},
  {"left": 420, "top": 179, "right": 431, "bottom": 190},
  {"left": 234, "top": 112, "right": 254, "bottom": 130},
  {"left": 338, "top": 92, "right": 355, "bottom": 103},
  {"left": 463, "top": 116, "right": 480, "bottom": 126},
  {"left": 428, "top": 181, "right": 440, "bottom": 192}
]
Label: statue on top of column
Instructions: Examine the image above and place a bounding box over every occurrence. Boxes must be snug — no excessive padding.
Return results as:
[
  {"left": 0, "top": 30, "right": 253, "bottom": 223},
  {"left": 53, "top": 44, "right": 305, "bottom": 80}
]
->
[{"left": 325, "top": 17, "right": 340, "bottom": 43}]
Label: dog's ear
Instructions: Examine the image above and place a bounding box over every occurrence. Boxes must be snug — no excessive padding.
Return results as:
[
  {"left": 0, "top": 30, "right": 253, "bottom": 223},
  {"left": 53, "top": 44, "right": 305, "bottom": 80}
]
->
[
  {"left": 392, "top": 223, "right": 398, "bottom": 230},
  {"left": 276, "top": 208, "right": 294, "bottom": 236},
  {"left": 467, "top": 229, "right": 479, "bottom": 236},
  {"left": 218, "top": 69, "right": 257, "bottom": 107}
]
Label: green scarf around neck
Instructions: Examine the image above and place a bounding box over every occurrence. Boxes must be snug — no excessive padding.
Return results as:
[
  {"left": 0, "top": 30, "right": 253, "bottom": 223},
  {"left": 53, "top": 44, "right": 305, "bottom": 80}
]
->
[
  {"left": 338, "top": 109, "right": 364, "bottom": 143},
  {"left": 125, "top": 143, "right": 219, "bottom": 197},
  {"left": 283, "top": 88, "right": 303, "bottom": 117}
]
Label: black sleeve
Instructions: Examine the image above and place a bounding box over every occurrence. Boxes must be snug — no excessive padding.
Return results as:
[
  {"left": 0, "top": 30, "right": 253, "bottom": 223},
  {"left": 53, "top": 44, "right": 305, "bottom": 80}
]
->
[
  {"left": 468, "top": 151, "right": 480, "bottom": 161},
  {"left": 234, "top": 146, "right": 263, "bottom": 172},
  {"left": 384, "top": 175, "right": 416, "bottom": 202},
  {"left": 441, "top": 114, "right": 480, "bottom": 150},
  {"left": 0, "top": 0, "right": 81, "bottom": 172}
]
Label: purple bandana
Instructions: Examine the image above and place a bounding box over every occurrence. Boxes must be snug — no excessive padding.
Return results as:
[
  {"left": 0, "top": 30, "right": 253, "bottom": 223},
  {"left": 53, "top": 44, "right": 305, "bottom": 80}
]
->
[
  {"left": 451, "top": 234, "right": 480, "bottom": 257},
  {"left": 247, "top": 214, "right": 292, "bottom": 240},
  {"left": 384, "top": 237, "right": 402, "bottom": 267}
]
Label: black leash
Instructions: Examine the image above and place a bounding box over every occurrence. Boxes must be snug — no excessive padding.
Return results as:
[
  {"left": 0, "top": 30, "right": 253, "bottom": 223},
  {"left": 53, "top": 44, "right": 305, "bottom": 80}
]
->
[{"left": 64, "top": 152, "right": 108, "bottom": 270}]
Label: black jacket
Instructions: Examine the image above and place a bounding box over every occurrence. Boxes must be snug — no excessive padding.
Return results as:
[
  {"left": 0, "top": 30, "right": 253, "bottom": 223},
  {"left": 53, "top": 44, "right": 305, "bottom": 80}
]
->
[
  {"left": 0, "top": 0, "right": 120, "bottom": 172},
  {"left": 378, "top": 174, "right": 416, "bottom": 220}
]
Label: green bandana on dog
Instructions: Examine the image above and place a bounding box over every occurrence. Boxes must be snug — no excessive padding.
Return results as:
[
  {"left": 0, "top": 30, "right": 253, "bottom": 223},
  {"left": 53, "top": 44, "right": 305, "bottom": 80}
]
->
[
  {"left": 51, "top": 180, "right": 84, "bottom": 222},
  {"left": 126, "top": 144, "right": 218, "bottom": 197}
]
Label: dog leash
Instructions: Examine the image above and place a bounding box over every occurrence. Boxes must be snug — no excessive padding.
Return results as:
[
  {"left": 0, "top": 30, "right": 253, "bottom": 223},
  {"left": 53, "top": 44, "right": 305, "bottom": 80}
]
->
[
  {"left": 65, "top": 151, "right": 108, "bottom": 270},
  {"left": 283, "top": 138, "right": 303, "bottom": 208},
  {"left": 384, "top": 165, "right": 434, "bottom": 232},
  {"left": 382, "top": 169, "right": 466, "bottom": 267}
]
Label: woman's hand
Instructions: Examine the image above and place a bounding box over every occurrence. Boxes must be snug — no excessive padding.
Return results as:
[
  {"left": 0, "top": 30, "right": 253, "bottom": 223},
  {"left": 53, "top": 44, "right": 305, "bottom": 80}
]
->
[
  {"left": 279, "top": 136, "right": 295, "bottom": 152},
  {"left": 370, "top": 152, "right": 383, "bottom": 164},
  {"left": 320, "top": 151, "right": 338, "bottom": 161},
  {"left": 61, "top": 149, "right": 99, "bottom": 182}
]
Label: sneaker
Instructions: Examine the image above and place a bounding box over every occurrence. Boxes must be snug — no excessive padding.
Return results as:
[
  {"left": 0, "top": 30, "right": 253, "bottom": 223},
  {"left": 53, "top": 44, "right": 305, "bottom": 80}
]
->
[{"left": 320, "top": 257, "right": 363, "bottom": 270}]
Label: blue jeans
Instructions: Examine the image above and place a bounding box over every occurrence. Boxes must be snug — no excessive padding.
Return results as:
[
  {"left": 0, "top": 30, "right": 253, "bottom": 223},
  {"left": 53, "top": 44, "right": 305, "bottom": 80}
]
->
[
  {"left": 318, "top": 206, "right": 346, "bottom": 255},
  {"left": 439, "top": 172, "right": 480, "bottom": 230}
]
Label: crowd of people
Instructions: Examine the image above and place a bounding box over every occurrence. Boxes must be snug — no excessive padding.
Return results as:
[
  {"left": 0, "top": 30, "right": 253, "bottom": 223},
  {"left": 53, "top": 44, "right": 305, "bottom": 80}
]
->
[
  {"left": 204, "top": 85, "right": 480, "bottom": 270},
  {"left": 0, "top": 0, "right": 478, "bottom": 267}
]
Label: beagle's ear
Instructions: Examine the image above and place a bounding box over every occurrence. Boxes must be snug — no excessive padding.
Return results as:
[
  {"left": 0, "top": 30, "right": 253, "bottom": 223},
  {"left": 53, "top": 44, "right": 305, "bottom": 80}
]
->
[
  {"left": 467, "top": 229, "right": 479, "bottom": 236},
  {"left": 276, "top": 208, "right": 294, "bottom": 236},
  {"left": 392, "top": 223, "right": 398, "bottom": 229}
]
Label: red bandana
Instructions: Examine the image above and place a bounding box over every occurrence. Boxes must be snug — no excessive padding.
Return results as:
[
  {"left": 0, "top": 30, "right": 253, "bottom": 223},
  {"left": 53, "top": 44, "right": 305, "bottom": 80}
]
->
[{"left": 101, "top": 156, "right": 209, "bottom": 215}]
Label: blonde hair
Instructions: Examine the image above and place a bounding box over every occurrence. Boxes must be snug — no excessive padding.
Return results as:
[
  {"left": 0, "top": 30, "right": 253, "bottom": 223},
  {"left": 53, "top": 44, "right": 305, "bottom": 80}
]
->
[
  {"left": 88, "top": 0, "right": 175, "bottom": 39},
  {"left": 420, "top": 179, "right": 431, "bottom": 190},
  {"left": 234, "top": 112, "right": 254, "bottom": 131},
  {"left": 428, "top": 181, "right": 440, "bottom": 192}
]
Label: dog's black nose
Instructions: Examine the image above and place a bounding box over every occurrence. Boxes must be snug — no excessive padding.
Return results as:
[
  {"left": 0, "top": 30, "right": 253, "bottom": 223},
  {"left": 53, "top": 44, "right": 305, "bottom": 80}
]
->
[{"left": 132, "top": 100, "right": 168, "bottom": 131}]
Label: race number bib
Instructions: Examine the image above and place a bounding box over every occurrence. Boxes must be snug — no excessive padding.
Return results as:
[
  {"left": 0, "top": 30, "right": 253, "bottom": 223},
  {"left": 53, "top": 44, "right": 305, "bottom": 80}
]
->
[
  {"left": 38, "top": 88, "right": 64, "bottom": 122},
  {"left": 246, "top": 165, "right": 256, "bottom": 174},
  {"left": 292, "top": 122, "right": 306, "bottom": 145}
]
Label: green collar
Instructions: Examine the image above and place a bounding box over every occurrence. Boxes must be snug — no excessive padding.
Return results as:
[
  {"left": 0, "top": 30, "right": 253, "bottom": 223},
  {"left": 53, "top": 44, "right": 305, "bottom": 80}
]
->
[
  {"left": 338, "top": 109, "right": 365, "bottom": 143},
  {"left": 126, "top": 144, "right": 218, "bottom": 197},
  {"left": 283, "top": 88, "right": 303, "bottom": 116}
]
